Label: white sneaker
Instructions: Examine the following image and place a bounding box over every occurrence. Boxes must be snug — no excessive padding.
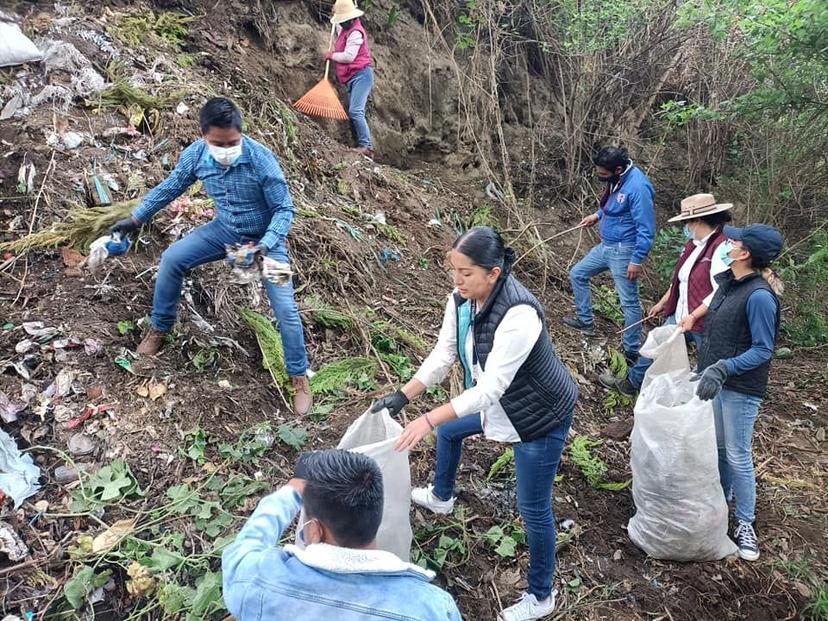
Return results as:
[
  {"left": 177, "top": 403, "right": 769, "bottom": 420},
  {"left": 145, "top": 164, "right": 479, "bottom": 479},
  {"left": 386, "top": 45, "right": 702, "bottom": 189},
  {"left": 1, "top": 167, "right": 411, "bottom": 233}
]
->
[
  {"left": 498, "top": 591, "right": 557, "bottom": 621},
  {"left": 411, "top": 485, "right": 455, "bottom": 515}
]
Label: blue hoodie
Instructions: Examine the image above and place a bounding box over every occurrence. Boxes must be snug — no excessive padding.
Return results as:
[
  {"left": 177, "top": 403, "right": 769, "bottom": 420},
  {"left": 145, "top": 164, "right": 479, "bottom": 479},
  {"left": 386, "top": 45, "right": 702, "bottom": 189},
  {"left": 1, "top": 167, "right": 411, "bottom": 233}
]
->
[
  {"left": 222, "top": 486, "right": 462, "bottom": 621},
  {"left": 594, "top": 164, "right": 656, "bottom": 264}
]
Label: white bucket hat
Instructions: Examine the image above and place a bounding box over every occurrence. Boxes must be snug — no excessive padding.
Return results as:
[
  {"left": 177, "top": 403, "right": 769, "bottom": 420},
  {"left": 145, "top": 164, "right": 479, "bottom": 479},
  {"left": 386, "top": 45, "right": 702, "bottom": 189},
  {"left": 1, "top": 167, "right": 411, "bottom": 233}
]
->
[
  {"left": 667, "top": 193, "right": 734, "bottom": 223},
  {"left": 330, "top": 0, "right": 364, "bottom": 24}
]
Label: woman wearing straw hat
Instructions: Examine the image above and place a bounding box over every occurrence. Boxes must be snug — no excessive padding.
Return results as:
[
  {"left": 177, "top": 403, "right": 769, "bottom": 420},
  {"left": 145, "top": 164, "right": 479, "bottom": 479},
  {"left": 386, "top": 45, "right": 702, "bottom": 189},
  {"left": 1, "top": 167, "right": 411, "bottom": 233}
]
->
[
  {"left": 324, "top": 0, "right": 375, "bottom": 159},
  {"left": 599, "top": 193, "right": 733, "bottom": 395}
]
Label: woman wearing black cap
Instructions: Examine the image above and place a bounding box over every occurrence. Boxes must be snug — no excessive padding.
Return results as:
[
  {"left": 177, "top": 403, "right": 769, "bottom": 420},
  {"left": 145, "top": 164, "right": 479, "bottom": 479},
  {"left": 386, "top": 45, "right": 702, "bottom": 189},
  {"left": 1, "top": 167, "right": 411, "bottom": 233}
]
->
[{"left": 694, "top": 223, "right": 784, "bottom": 562}]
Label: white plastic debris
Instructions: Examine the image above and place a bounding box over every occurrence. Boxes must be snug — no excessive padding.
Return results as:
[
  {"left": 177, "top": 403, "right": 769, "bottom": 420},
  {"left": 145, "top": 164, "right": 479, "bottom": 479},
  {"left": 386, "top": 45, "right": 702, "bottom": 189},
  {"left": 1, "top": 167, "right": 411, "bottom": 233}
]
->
[
  {"left": 0, "top": 427, "right": 41, "bottom": 508},
  {"left": 176, "top": 101, "right": 189, "bottom": 115},
  {"left": 37, "top": 39, "right": 106, "bottom": 96},
  {"left": 0, "top": 22, "right": 43, "bottom": 67},
  {"left": 62, "top": 131, "right": 84, "bottom": 149},
  {"left": 0, "top": 521, "right": 28, "bottom": 561}
]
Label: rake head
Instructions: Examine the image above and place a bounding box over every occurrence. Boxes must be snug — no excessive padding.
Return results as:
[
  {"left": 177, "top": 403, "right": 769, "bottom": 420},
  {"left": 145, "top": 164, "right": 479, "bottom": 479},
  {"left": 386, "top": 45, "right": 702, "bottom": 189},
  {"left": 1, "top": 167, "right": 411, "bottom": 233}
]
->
[{"left": 294, "top": 78, "right": 349, "bottom": 121}]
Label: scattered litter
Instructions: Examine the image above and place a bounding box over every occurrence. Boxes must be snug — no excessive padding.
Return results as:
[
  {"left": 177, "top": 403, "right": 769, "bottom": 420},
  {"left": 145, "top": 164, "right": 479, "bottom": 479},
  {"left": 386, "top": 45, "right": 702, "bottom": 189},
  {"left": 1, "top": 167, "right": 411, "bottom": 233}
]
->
[
  {"left": 175, "top": 101, "right": 189, "bottom": 115},
  {"left": 33, "top": 499, "right": 48, "bottom": 513},
  {"left": 76, "top": 30, "right": 119, "bottom": 59},
  {"left": 67, "top": 433, "right": 96, "bottom": 456},
  {"left": 0, "top": 392, "right": 24, "bottom": 423},
  {"left": 380, "top": 249, "right": 401, "bottom": 263},
  {"left": 87, "top": 233, "right": 131, "bottom": 271},
  {"left": 0, "top": 22, "right": 43, "bottom": 67},
  {"left": 62, "top": 131, "right": 83, "bottom": 149},
  {"left": 0, "top": 427, "right": 41, "bottom": 508},
  {"left": 217, "top": 379, "right": 232, "bottom": 390},
  {"left": 23, "top": 322, "right": 59, "bottom": 340},
  {"left": 89, "top": 175, "right": 112, "bottom": 206},
  {"left": 126, "top": 561, "right": 156, "bottom": 597},
  {"left": 53, "top": 404, "right": 73, "bottom": 423},
  {"left": 371, "top": 211, "right": 387, "bottom": 225},
  {"left": 136, "top": 378, "right": 167, "bottom": 401},
  {"left": 68, "top": 404, "right": 112, "bottom": 429},
  {"left": 775, "top": 347, "right": 793, "bottom": 359},
  {"left": 15, "top": 339, "right": 37, "bottom": 354},
  {"left": 803, "top": 402, "right": 818, "bottom": 412},
  {"left": 0, "top": 522, "right": 28, "bottom": 561},
  {"left": 114, "top": 356, "right": 134, "bottom": 374},
  {"left": 559, "top": 518, "right": 576, "bottom": 531},
  {"left": 427, "top": 218, "right": 442, "bottom": 228},
  {"left": 84, "top": 338, "right": 104, "bottom": 357},
  {"left": 50, "top": 369, "right": 75, "bottom": 398},
  {"left": 17, "top": 163, "right": 36, "bottom": 194},
  {"left": 262, "top": 258, "right": 293, "bottom": 286},
  {"left": 1, "top": 94, "right": 22, "bottom": 120},
  {"left": 92, "top": 518, "right": 136, "bottom": 553},
  {"left": 49, "top": 338, "right": 82, "bottom": 351},
  {"left": 37, "top": 39, "right": 106, "bottom": 97}
]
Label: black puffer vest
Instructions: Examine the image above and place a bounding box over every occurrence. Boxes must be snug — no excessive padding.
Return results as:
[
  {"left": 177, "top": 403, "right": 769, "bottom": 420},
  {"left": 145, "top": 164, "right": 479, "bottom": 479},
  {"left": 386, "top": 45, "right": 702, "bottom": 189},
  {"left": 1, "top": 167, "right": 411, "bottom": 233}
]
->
[
  {"left": 454, "top": 274, "right": 578, "bottom": 441},
  {"left": 698, "top": 271, "right": 780, "bottom": 398}
]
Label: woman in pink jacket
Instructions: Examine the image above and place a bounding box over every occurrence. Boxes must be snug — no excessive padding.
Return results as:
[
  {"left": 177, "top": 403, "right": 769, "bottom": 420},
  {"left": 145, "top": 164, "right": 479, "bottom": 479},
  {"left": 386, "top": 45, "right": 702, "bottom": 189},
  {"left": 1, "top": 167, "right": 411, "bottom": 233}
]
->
[{"left": 325, "top": 0, "right": 375, "bottom": 158}]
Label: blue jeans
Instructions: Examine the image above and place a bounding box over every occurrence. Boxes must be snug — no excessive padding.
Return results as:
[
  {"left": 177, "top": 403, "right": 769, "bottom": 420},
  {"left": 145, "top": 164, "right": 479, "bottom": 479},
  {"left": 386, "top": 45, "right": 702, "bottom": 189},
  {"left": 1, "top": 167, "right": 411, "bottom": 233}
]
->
[
  {"left": 347, "top": 67, "right": 374, "bottom": 149},
  {"left": 627, "top": 315, "right": 704, "bottom": 389},
  {"left": 432, "top": 413, "right": 572, "bottom": 600},
  {"left": 713, "top": 389, "right": 761, "bottom": 524},
  {"left": 570, "top": 242, "right": 642, "bottom": 354},
  {"left": 152, "top": 219, "right": 308, "bottom": 376}
]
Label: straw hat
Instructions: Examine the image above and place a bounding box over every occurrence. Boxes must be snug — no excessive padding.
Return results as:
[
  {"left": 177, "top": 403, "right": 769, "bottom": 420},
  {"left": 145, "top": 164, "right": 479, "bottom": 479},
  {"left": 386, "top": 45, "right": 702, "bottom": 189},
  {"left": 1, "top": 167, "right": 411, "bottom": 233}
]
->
[
  {"left": 667, "top": 193, "right": 733, "bottom": 223},
  {"left": 330, "top": 0, "right": 364, "bottom": 24}
]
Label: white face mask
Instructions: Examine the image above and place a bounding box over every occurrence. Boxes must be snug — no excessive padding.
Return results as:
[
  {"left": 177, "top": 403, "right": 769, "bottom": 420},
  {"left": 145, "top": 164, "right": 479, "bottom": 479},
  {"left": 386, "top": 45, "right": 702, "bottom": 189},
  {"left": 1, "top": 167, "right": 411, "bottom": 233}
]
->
[{"left": 208, "top": 143, "right": 242, "bottom": 167}]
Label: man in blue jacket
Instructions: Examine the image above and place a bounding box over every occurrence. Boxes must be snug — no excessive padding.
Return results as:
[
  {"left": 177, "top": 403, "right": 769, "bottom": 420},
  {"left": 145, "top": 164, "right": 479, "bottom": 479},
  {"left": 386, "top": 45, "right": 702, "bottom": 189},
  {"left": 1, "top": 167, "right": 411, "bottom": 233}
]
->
[
  {"left": 563, "top": 147, "right": 656, "bottom": 362},
  {"left": 222, "top": 449, "right": 462, "bottom": 621}
]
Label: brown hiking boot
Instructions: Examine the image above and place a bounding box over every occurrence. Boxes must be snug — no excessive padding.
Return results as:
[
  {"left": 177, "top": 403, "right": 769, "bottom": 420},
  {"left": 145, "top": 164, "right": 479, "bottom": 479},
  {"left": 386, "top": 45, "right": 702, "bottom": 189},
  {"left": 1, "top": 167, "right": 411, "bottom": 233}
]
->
[
  {"left": 136, "top": 328, "right": 167, "bottom": 356},
  {"left": 353, "top": 146, "right": 374, "bottom": 160},
  {"left": 291, "top": 375, "right": 313, "bottom": 416}
]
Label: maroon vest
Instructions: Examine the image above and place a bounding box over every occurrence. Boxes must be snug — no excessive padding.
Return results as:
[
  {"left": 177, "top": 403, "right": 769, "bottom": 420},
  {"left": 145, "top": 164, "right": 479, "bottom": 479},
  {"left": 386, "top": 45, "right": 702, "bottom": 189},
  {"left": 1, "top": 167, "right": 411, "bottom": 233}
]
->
[
  {"left": 663, "top": 227, "right": 726, "bottom": 334},
  {"left": 334, "top": 20, "right": 372, "bottom": 84}
]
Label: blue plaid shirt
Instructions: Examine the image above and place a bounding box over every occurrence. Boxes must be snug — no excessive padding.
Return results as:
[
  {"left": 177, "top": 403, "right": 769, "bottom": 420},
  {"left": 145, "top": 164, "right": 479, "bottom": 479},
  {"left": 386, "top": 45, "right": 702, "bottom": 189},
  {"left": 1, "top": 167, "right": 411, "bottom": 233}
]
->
[{"left": 132, "top": 136, "right": 294, "bottom": 250}]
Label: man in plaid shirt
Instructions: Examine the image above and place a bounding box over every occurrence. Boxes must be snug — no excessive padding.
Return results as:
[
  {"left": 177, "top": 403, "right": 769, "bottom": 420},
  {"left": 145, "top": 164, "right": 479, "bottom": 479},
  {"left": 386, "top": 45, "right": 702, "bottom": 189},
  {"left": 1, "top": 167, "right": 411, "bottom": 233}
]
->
[{"left": 110, "top": 97, "right": 312, "bottom": 415}]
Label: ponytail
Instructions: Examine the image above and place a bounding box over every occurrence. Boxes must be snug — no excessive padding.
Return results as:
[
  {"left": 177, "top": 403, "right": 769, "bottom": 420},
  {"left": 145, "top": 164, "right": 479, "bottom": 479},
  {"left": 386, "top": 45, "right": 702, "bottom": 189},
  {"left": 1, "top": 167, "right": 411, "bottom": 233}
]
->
[
  {"left": 502, "top": 246, "right": 516, "bottom": 275},
  {"left": 761, "top": 268, "right": 784, "bottom": 295},
  {"left": 453, "top": 226, "right": 514, "bottom": 276}
]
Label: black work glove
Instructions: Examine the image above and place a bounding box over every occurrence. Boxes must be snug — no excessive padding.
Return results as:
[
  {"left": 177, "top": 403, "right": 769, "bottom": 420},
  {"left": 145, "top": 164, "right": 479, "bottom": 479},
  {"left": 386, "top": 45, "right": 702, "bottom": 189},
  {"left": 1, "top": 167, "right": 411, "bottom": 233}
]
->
[
  {"left": 691, "top": 360, "right": 729, "bottom": 401},
  {"left": 370, "top": 390, "right": 409, "bottom": 418},
  {"left": 110, "top": 217, "right": 140, "bottom": 237}
]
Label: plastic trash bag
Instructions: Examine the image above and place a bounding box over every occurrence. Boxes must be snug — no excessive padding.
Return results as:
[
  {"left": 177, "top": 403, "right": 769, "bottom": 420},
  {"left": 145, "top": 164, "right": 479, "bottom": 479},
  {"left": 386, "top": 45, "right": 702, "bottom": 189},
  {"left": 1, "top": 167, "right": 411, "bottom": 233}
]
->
[
  {"left": 0, "top": 427, "right": 41, "bottom": 509},
  {"left": 627, "top": 325, "right": 737, "bottom": 561},
  {"left": 0, "top": 23, "right": 42, "bottom": 68},
  {"left": 296, "top": 408, "right": 413, "bottom": 561},
  {"left": 87, "top": 233, "right": 131, "bottom": 271}
]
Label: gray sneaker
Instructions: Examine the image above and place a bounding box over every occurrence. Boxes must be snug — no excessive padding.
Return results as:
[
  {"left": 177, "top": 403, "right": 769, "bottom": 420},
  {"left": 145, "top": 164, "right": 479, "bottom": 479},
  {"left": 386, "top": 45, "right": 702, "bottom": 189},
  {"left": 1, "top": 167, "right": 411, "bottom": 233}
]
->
[
  {"left": 597, "top": 371, "right": 637, "bottom": 396},
  {"left": 733, "top": 520, "right": 760, "bottom": 561},
  {"left": 562, "top": 316, "right": 595, "bottom": 336}
]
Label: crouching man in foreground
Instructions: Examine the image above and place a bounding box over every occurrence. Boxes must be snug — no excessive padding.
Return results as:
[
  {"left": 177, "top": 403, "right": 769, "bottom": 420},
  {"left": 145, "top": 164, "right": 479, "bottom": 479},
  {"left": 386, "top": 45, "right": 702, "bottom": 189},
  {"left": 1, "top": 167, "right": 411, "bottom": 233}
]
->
[{"left": 222, "top": 449, "right": 462, "bottom": 620}]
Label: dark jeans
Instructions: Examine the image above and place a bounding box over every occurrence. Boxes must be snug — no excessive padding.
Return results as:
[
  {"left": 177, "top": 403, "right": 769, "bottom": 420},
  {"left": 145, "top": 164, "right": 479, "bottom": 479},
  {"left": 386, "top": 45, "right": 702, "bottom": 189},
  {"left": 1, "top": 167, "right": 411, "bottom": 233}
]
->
[{"left": 432, "top": 413, "right": 572, "bottom": 600}]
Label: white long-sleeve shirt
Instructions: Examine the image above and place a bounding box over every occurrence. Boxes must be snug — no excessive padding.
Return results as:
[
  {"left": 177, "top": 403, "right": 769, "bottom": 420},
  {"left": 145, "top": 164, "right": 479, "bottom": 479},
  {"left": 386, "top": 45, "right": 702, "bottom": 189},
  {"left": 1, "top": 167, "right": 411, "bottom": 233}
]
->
[
  {"left": 331, "top": 27, "right": 363, "bottom": 64},
  {"left": 414, "top": 292, "right": 542, "bottom": 442},
  {"left": 675, "top": 232, "right": 729, "bottom": 320}
]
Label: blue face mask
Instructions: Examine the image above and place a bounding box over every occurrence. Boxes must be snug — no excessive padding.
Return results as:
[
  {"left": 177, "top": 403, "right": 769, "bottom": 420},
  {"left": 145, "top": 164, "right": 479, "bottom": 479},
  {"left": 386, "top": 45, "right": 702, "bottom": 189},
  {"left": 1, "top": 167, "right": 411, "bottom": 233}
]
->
[
  {"left": 683, "top": 225, "right": 693, "bottom": 240},
  {"left": 718, "top": 240, "right": 735, "bottom": 267}
]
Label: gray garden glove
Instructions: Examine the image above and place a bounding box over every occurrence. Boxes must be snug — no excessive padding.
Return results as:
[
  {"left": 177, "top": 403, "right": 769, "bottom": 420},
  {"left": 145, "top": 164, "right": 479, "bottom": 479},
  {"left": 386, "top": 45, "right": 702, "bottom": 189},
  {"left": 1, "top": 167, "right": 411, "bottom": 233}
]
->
[
  {"left": 370, "top": 390, "right": 409, "bottom": 418},
  {"left": 691, "top": 360, "right": 729, "bottom": 401}
]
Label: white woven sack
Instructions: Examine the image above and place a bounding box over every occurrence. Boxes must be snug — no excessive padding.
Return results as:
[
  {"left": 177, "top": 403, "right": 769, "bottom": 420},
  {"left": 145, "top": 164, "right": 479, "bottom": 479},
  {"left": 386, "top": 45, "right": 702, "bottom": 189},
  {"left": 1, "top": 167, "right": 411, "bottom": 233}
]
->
[{"left": 0, "top": 23, "right": 43, "bottom": 67}]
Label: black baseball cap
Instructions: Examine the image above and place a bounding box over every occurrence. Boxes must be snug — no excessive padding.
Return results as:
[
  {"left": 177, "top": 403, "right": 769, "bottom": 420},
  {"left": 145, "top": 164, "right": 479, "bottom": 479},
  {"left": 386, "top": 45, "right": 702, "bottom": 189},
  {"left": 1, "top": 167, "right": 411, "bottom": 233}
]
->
[{"left": 724, "top": 224, "right": 784, "bottom": 263}]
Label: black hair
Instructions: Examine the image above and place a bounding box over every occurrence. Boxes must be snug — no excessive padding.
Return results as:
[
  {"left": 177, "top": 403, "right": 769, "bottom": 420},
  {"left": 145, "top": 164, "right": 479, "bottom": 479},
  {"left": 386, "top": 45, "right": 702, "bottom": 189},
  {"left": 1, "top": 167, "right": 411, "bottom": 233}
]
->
[
  {"left": 692, "top": 210, "right": 732, "bottom": 228},
  {"left": 452, "top": 226, "right": 516, "bottom": 275},
  {"left": 302, "top": 450, "right": 383, "bottom": 548},
  {"left": 199, "top": 97, "right": 242, "bottom": 133},
  {"left": 592, "top": 146, "right": 630, "bottom": 171},
  {"left": 340, "top": 18, "right": 355, "bottom": 29}
]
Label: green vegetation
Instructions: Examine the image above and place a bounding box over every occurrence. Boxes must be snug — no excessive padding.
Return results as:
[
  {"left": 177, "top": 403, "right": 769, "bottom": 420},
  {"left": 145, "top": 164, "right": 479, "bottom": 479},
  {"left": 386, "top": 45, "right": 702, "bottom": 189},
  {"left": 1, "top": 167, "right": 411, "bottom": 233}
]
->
[
  {"left": 781, "top": 230, "right": 828, "bottom": 347},
  {"left": 110, "top": 9, "right": 196, "bottom": 48},
  {"left": 487, "top": 447, "right": 515, "bottom": 481},
  {"left": 304, "top": 294, "right": 355, "bottom": 330},
  {"left": 240, "top": 309, "right": 291, "bottom": 394},
  {"left": 592, "top": 285, "right": 624, "bottom": 324},
  {"left": 649, "top": 227, "right": 685, "bottom": 291},
  {"left": 310, "top": 357, "right": 379, "bottom": 394},
  {"left": 568, "top": 435, "right": 631, "bottom": 491}
]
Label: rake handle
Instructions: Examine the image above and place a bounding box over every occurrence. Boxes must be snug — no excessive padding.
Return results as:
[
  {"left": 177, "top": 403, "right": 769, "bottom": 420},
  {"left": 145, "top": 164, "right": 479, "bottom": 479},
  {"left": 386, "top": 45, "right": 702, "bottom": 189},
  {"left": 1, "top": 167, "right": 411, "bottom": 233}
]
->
[{"left": 324, "top": 22, "right": 336, "bottom": 81}]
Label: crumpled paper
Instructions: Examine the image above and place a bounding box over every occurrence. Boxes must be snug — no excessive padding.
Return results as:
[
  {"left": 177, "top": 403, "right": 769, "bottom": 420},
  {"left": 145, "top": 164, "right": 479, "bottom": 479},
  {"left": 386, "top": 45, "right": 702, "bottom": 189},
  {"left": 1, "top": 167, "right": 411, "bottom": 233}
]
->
[{"left": 0, "top": 428, "right": 41, "bottom": 509}]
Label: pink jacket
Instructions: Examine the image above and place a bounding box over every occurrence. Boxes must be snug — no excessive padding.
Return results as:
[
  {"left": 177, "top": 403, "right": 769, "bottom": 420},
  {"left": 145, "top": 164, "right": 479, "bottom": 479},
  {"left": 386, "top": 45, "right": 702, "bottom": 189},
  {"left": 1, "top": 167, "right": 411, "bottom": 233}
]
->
[{"left": 333, "top": 19, "right": 372, "bottom": 84}]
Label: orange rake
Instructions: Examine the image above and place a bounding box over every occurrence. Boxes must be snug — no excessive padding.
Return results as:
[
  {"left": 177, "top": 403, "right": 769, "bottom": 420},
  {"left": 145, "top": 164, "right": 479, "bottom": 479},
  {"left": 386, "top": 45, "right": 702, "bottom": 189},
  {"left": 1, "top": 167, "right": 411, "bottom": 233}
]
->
[{"left": 294, "top": 23, "right": 349, "bottom": 121}]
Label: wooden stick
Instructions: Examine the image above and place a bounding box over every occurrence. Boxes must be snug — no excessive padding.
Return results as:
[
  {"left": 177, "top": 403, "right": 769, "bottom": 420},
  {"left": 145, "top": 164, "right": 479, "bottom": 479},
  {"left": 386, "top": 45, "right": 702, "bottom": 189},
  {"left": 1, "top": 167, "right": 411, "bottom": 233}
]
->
[
  {"left": 514, "top": 223, "right": 588, "bottom": 265},
  {"left": 323, "top": 22, "right": 336, "bottom": 81},
  {"left": 616, "top": 314, "right": 657, "bottom": 334}
]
